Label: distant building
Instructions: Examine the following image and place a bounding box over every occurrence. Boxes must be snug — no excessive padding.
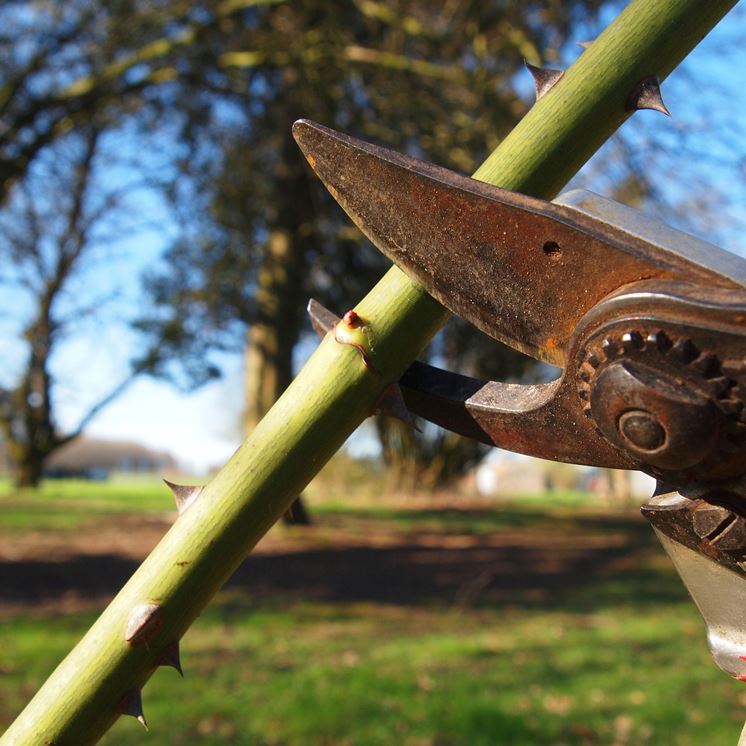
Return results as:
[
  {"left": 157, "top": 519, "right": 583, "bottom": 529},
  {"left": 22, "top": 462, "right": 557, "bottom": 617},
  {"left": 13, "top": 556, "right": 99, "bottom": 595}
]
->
[
  {"left": 474, "top": 450, "right": 655, "bottom": 501},
  {"left": 45, "top": 437, "right": 178, "bottom": 478},
  {"left": 475, "top": 452, "right": 551, "bottom": 496}
]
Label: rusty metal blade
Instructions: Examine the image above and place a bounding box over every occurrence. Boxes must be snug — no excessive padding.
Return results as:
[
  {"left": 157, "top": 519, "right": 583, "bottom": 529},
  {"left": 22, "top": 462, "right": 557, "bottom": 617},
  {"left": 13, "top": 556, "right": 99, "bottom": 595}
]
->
[
  {"left": 399, "top": 362, "right": 633, "bottom": 468},
  {"left": 306, "top": 298, "right": 339, "bottom": 338},
  {"left": 294, "top": 119, "right": 745, "bottom": 366}
]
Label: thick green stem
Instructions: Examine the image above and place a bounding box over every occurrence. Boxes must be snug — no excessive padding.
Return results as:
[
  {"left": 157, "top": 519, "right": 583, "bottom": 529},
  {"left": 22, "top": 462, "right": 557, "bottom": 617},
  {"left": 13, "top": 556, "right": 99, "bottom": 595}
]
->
[{"left": 1, "top": 0, "right": 737, "bottom": 743}]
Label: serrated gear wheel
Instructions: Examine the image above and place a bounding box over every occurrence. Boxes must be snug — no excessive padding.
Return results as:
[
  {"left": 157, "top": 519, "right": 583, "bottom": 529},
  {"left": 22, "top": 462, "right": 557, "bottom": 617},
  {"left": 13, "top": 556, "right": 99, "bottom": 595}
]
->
[{"left": 576, "top": 329, "right": 746, "bottom": 481}]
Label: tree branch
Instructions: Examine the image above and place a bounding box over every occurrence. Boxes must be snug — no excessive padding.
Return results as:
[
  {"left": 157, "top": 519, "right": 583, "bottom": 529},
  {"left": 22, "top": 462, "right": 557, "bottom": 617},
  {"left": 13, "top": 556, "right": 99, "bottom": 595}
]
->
[{"left": 55, "top": 372, "right": 140, "bottom": 449}]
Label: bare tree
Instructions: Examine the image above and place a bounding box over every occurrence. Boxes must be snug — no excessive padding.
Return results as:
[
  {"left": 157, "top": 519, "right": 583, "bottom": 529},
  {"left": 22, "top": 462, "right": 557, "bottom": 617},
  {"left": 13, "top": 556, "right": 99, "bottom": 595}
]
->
[{"left": 0, "top": 127, "right": 147, "bottom": 486}]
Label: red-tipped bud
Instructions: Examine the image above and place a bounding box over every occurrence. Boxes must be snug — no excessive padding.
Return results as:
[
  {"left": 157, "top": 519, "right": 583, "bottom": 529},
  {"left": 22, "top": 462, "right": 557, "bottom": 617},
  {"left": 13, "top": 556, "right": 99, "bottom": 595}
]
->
[{"left": 343, "top": 310, "right": 361, "bottom": 328}]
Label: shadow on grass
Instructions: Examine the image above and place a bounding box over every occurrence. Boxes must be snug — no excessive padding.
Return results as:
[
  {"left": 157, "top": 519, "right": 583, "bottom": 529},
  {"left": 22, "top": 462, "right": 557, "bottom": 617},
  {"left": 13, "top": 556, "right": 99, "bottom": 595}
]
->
[{"left": 0, "top": 507, "right": 687, "bottom": 616}]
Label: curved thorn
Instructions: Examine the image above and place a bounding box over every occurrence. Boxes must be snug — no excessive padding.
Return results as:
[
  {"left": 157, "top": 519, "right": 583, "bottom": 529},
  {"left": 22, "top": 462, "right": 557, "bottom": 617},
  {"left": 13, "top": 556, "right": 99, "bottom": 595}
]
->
[
  {"left": 164, "top": 479, "right": 203, "bottom": 514},
  {"left": 158, "top": 640, "right": 183, "bottom": 677},
  {"left": 372, "top": 384, "right": 421, "bottom": 431},
  {"left": 525, "top": 62, "right": 564, "bottom": 101},
  {"left": 119, "top": 689, "right": 148, "bottom": 730},
  {"left": 626, "top": 76, "right": 671, "bottom": 116},
  {"left": 577, "top": 40, "right": 594, "bottom": 49}
]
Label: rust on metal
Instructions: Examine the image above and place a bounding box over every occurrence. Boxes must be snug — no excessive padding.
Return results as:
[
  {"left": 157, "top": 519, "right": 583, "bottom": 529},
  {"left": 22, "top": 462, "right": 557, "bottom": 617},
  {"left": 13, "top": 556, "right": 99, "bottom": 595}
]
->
[
  {"left": 307, "top": 298, "right": 339, "bottom": 339},
  {"left": 644, "top": 490, "right": 746, "bottom": 681},
  {"left": 642, "top": 495, "right": 746, "bottom": 577},
  {"left": 293, "top": 120, "right": 744, "bottom": 368},
  {"left": 297, "top": 120, "right": 746, "bottom": 691},
  {"left": 308, "top": 277, "right": 746, "bottom": 484},
  {"left": 307, "top": 298, "right": 633, "bottom": 469},
  {"left": 296, "top": 121, "right": 746, "bottom": 479},
  {"left": 298, "top": 120, "right": 746, "bottom": 596}
]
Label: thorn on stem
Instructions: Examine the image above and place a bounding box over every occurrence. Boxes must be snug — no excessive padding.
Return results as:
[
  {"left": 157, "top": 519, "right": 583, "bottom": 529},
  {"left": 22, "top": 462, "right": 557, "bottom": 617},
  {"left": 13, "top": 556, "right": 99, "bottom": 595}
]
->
[
  {"left": 164, "top": 479, "right": 203, "bottom": 514},
  {"left": 119, "top": 689, "right": 148, "bottom": 730},
  {"left": 371, "top": 384, "right": 421, "bottom": 431},
  {"left": 576, "top": 40, "right": 594, "bottom": 49},
  {"left": 626, "top": 76, "right": 671, "bottom": 116},
  {"left": 125, "top": 603, "right": 164, "bottom": 645},
  {"left": 525, "top": 62, "right": 564, "bottom": 101},
  {"left": 158, "top": 640, "right": 184, "bottom": 677}
]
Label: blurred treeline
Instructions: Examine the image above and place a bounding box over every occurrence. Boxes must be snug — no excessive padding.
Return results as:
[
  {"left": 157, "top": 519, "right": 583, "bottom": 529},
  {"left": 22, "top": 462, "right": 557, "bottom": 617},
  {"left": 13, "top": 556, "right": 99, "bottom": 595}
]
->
[{"left": 0, "top": 0, "right": 658, "bottom": 490}]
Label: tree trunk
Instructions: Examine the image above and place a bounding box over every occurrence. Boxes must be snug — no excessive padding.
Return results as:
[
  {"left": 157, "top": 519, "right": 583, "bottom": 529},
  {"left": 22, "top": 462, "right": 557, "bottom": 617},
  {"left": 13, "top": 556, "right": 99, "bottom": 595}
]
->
[
  {"left": 3, "top": 318, "right": 58, "bottom": 489},
  {"left": 244, "top": 229, "right": 299, "bottom": 428},
  {"left": 608, "top": 468, "right": 633, "bottom": 508},
  {"left": 15, "top": 455, "right": 46, "bottom": 488},
  {"left": 244, "top": 228, "right": 311, "bottom": 524}
]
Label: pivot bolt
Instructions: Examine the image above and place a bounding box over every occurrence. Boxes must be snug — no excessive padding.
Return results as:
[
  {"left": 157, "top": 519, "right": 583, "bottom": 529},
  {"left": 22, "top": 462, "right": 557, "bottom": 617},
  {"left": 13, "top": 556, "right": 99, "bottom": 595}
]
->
[
  {"left": 589, "top": 360, "right": 721, "bottom": 470},
  {"left": 617, "top": 410, "right": 666, "bottom": 451}
]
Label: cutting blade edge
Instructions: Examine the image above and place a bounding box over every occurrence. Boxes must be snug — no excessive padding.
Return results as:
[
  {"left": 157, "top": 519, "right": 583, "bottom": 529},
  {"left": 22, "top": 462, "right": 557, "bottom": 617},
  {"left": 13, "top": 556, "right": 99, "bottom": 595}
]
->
[{"left": 293, "top": 119, "right": 743, "bottom": 367}]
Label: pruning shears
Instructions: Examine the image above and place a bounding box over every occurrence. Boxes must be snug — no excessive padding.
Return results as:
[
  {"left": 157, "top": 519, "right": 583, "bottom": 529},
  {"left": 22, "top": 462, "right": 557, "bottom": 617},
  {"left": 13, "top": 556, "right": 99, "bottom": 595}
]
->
[{"left": 293, "top": 120, "right": 746, "bottom": 689}]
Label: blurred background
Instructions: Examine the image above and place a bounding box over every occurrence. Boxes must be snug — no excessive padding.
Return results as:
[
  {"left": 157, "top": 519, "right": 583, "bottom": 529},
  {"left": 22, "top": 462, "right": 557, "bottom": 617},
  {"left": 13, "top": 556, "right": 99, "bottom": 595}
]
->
[{"left": 1, "top": 1, "right": 746, "bottom": 743}]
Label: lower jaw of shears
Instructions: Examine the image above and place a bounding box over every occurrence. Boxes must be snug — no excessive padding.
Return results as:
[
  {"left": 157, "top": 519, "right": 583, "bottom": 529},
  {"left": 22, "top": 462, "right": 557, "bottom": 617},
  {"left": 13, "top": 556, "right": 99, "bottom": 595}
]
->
[
  {"left": 643, "top": 492, "right": 746, "bottom": 681},
  {"left": 307, "top": 298, "right": 634, "bottom": 469}
]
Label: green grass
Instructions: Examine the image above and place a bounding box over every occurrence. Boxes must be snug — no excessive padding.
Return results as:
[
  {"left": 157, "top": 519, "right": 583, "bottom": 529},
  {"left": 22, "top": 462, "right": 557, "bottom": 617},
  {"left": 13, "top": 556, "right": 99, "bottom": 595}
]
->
[
  {"left": 3, "top": 594, "right": 744, "bottom": 744},
  {"left": 0, "top": 468, "right": 590, "bottom": 535},
  {"left": 312, "top": 498, "right": 600, "bottom": 536},
  {"left": 2, "top": 478, "right": 745, "bottom": 744},
  {"left": 0, "top": 477, "right": 176, "bottom": 531}
]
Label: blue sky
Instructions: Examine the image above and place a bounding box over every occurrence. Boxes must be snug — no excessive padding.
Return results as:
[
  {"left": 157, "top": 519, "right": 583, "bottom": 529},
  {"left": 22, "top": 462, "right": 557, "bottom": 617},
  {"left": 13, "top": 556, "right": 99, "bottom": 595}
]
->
[{"left": 6, "top": 3, "right": 746, "bottom": 476}]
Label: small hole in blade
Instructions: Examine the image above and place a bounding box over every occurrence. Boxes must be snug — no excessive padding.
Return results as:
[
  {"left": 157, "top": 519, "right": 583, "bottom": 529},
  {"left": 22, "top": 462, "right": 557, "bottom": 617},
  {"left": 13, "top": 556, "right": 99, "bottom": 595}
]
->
[{"left": 543, "top": 241, "right": 562, "bottom": 259}]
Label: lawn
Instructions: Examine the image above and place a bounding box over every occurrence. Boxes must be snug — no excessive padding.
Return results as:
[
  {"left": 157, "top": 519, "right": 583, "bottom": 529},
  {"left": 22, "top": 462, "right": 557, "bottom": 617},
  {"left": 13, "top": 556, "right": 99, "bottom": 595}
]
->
[
  {"left": 1, "top": 472, "right": 745, "bottom": 744},
  {"left": 0, "top": 477, "right": 178, "bottom": 531}
]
